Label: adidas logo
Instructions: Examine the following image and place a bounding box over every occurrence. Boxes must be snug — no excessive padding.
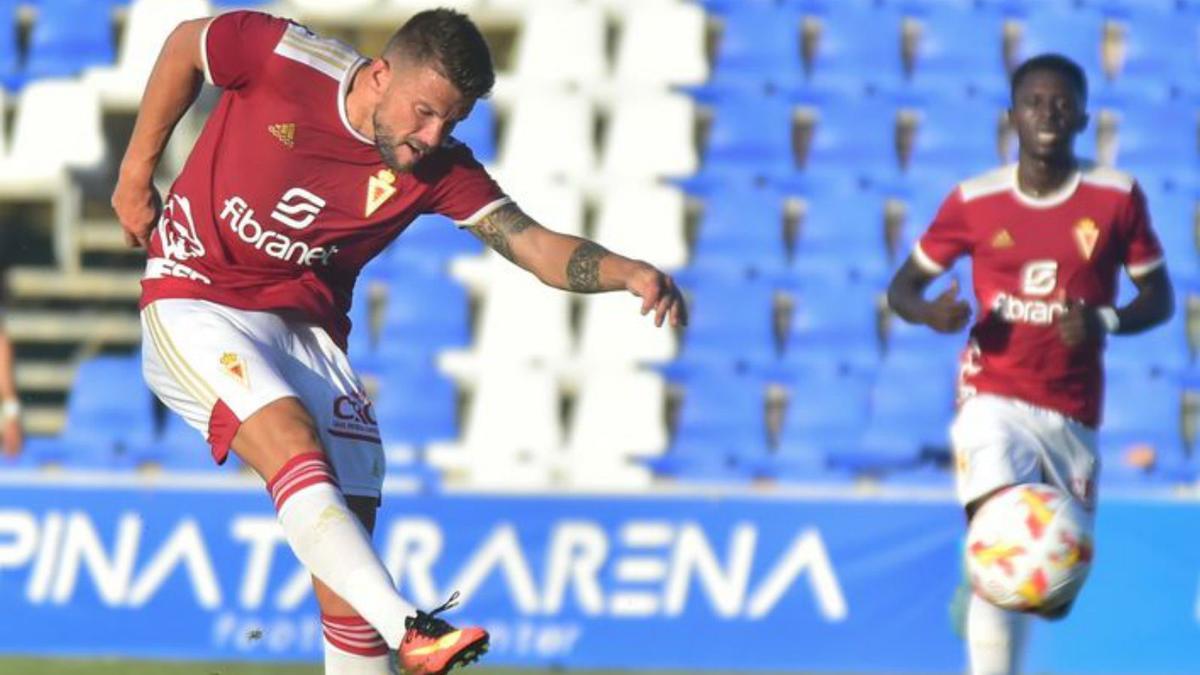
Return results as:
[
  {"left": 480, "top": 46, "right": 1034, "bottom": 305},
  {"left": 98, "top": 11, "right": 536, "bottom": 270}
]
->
[
  {"left": 991, "top": 229, "right": 1014, "bottom": 248},
  {"left": 268, "top": 123, "right": 295, "bottom": 149}
]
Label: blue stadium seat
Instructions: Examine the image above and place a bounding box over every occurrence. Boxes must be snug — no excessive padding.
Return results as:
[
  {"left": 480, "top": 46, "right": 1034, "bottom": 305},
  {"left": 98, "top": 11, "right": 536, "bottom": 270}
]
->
[
  {"left": 1100, "top": 366, "right": 1190, "bottom": 486},
  {"left": 773, "top": 369, "right": 871, "bottom": 471},
  {"left": 690, "top": 187, "right": 789, "bottom": 275},
  {"left": 133, "top": 411, "right": 232, "bottom": 472},
  {"left": 373, "top": 364, "right": 458, "bottom": 464},
  {"left": 1107, "top": 274, "right": 1191, "bottom": 373},
  {"left": 25, "top": 356, "right": 153, "bottom": 468},
  {"left": 856, "top": 355, "right": 957, "bottom": 471},
  {"left": 25, "top": 0, "right": 115, "bottom": 80},
  {"left": 907, "top": 6, "right": 1008, "bottom": 97},
  {"left": 709, "top": 5, "right": 805, "bottom": 89},
  {"left": 805, "top": 96, "right": 898, "bottom": 175},
  {"left": 673, "top": 272, "right": 779, "bottom": 371},
  {"left": 805, "top": 4, "right": 905, "bottom": 95},
  {"left": 904, "top": 99, "right": 1007, "bottom": 177},
  {"left": 1111, "top": 7, "right": 1199, "bottom": 93},
  {"left": 387, "top": 214, "right": 483, "bottom": 265},
  {"left": 785, "top": 272, "right": 882, "bottom": 375},
  {"left": 1141, "top": 188, "right": 1198, "bottom": 279},
  {"left": 1013, "top": 8, "right": 1107, "bottom": 88},
  {"left": 0, "top": 1, "right": 18, "bottom": 90},
  {"left": 701, "top": 95, "right": 797, "bottom": 183},
  {"left": 374, "top": 268, "right": 470, "bottom": 355},
  {"left": 650, "top": 371, "right": 765, "bottom": 480},
  {"left": 794, "top": 190, "right": 890, "bottom": 281},
  {"left": 1110, "top": 102, "right": 1199, "bottom": 170},
  {"left": 453, "top": 99, "right": 496, "bottom": 164}
]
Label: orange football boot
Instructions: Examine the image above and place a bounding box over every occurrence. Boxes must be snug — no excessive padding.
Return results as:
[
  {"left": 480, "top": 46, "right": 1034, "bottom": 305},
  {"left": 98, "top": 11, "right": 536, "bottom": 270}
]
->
[{"left": 397, "top": 592, "right": 489, "bottom": 675}]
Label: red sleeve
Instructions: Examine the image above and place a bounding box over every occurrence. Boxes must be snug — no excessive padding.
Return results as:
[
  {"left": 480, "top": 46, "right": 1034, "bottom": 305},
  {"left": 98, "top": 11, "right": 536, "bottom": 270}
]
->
[
  {"left": 914, "top": 189, "right": 972, "bottom": 274},
  {"left": 420, "top": 142, "right": 510, "bottom": 226},
  {"left": 202, "top": 11, "right": 289, "bottom": 90},
  {"left": 1120, "top": 183, "right": 1165, "bottom": 277}
]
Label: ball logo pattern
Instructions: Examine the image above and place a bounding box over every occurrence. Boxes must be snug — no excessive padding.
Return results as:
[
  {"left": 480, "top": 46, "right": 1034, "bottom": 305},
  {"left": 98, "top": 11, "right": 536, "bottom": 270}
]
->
[{"left": 966, "top": 483, "right": 1094, "bottom": 612}]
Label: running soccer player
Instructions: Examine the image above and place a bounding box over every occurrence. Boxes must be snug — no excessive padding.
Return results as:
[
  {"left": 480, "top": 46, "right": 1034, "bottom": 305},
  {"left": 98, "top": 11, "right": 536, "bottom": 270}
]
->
[
  {"left": 886, "top": 54, "right": 1173, "bottom": 675},
  {"left": 111, "top": 10, "right": 686, "bottom": 675}
]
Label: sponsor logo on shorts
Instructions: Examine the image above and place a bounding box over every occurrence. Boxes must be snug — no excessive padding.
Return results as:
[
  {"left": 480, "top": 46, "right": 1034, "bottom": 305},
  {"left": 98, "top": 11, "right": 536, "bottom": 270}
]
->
[
  {"left": 220, "top": 195, "right": 338, "bottom": 267},
  {"left": 219, "top": 352, "right": 249, "bottom": 387},
  {"left": 329, "top": 391, "right": 380, "bottom": 444}
]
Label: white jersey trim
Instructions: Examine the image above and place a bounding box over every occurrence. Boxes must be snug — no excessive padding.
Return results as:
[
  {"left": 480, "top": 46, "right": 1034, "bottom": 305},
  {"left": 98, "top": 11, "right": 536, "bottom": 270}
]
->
[
  {"left": 339, "top": 58, "right": 373, "bottom": 145},
  {"left": 455, "top": 197, "right": 514, "bottom": 228},
  {"left": 958, "top": 165, "right": 1013, "bottom": 203},
  {"left": 199, "top": 16, "right": 219, "bottom": 86},
  {"left": 274, "top": 23, "right": 359, "bottom": 81},
  {"left": 1127, "top": 257, "right": 1165, "bottom": 278},
  {"left": 1010, "top": 164, "right": 1082, "bottom": 209},
  {"left": 1080, "top": 164, "right": 1136, "bottom": 194},
  {"left": 912, "top": 243, "right": 946, "bottom": 275}
]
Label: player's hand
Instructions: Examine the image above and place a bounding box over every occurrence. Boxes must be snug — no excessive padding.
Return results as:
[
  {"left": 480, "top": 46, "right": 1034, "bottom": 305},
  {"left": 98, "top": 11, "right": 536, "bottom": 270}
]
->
[
  {"left": 2, "top": 417, "right": 22, "bottom": 457},
  {"left": 627, "top": 263, "right": 687, "bottom": 328},
  {"left": 1057, "top": 300, "right": 1100, "bottom": 348},
  {"left": 922, "top": 278, "right": 972, "bottom": 333},
  {"left": 112, "top": 176, "right": 162, "bottom": 249}
]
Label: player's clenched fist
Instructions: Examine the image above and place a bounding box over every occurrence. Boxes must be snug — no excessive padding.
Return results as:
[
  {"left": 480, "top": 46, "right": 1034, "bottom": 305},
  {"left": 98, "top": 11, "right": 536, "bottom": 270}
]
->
[
  {"left": 111, "top": 175, "right": 162, "bottom": 249},
  {"left": 628, "top": 264, "right": 688, "bottom": 328},
  {"left": 922, "top": 278, "right": 971, "bottom": 333},
  {"left": 1056, "top": 300, "right": 1099, "bottom": 348}
]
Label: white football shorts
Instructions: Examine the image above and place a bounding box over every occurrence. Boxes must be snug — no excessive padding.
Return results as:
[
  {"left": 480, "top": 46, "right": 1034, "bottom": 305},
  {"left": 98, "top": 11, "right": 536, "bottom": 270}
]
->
[
  {"left": 141, "top": 298, "right": 384, "bottom": 499},
  {"left": 950, "top": 394, "right": 1098, "bottom": 511}
]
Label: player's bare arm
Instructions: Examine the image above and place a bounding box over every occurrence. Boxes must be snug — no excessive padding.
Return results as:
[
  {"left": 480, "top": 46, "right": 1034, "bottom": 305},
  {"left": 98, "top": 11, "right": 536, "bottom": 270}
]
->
[
  {"left": 0, "top": 326, "right": 21, "bottom": 456},
  {"left": 470, "top": 203, "right": 687, "bottom": 327},
  {"left": 111, "top": 18, "right": 209, "bottom": 248},
  {"left": 1056, "top": 266, "right": 1173, "bottom": 348},
  {"left": 887, "top": 257, "right": 971, "bottom": 334}
]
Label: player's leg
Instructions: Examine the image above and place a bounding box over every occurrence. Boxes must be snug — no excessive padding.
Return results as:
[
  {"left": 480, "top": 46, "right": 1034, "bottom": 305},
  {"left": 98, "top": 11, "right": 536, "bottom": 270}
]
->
[
  {"left": 283, "top": 320, "right": 488, "bottom": 675},
  {"left": 141, "top": 301, "right": 415, "bottom": 650},
  {"left": 951, "top": 396, "right": 1041, "bottom": 675},
  {"left": 1029, "top": 412, "right": 1099, "bottom": 622},
  {"left": 232, "top": 394, "right": 422, "bottom": 653},
  {"left": 311, "top": 496, "right": 391, "bottom": 674}
]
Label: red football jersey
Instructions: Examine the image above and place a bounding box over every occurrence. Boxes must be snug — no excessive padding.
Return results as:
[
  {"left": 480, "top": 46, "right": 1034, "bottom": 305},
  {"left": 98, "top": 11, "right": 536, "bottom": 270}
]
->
[
  {"left": 915, "top": 163, "right": 1164, "bottom": 427},
  {"left": 140, "top": 11, "right": 509, "bottom": 349}
]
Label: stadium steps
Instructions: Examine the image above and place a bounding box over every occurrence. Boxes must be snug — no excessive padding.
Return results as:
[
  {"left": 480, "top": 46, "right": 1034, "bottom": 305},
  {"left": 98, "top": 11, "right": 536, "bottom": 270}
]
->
[
  {"left": 15, "top": 360, "right": 75, "bottom": 392},
  {"left": 6, "top": 267, "right": 141, "bottom": 302},
  {"left": 4, "top": 310, "right": 141, "bottom": 345},
  {"left": 22, "top": 404, "right": 64, "bottom": 435},
  {"left": 78, "top": 220, "right": 134, "bottom": 253}
]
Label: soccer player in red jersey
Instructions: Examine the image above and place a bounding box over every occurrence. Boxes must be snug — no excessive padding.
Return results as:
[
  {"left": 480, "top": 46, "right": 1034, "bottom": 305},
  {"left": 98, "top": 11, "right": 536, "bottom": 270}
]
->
[
  {"left": 111, "top": 9, "right": 686, "bottom": 675},
  {"left": 887, "top": 54, "right": 1174, "bottom": 674}
]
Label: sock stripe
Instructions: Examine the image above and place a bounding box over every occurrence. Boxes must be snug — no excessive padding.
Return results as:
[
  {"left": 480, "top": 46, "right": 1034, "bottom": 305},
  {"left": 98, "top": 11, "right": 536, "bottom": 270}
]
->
[
  {"left": 322, "top": 614, "right": 388, "bottom": 656},
  {"left": 267, "top": 452, "right": 338, "bottom": 510}
]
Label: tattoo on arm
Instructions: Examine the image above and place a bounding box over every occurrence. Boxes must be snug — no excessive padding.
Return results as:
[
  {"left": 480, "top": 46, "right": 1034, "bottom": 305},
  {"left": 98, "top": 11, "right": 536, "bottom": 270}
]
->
[
  {"left": 567, "top": 241, "right": 609, "bottom": 292},
  {"left": 470, "top": 204, "right": 536, "bottom": 264}
]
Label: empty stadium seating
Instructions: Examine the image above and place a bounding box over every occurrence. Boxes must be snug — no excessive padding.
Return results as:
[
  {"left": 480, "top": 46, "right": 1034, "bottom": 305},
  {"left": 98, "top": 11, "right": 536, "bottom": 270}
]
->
[{"left": 4, "top": 0, "right": 1199, "bottom": 495}]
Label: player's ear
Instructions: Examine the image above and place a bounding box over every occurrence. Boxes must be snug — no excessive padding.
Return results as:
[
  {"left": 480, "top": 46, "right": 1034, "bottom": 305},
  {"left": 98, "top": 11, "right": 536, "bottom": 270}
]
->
[{"left": 369, "top": 57, "right": 393, "bottom": 93}]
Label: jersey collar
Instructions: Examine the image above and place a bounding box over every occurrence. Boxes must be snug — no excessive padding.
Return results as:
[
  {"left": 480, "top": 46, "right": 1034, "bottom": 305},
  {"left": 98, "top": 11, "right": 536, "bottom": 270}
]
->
[
  {"left": 1010, "top": 164, "right": 1082, "bottom": 209},
  {"left": 339, "top": 58, "right": 375, "bottom": 146}
]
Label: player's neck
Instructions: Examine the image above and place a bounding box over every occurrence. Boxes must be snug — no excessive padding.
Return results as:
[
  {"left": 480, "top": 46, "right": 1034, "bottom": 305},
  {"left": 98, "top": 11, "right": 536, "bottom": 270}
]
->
[
  {"left": 1016, "top": 154, "right": 1077, "bottom": 198},
  {"left": 344, "top": 62, "right": 377, "bottom": 142}
]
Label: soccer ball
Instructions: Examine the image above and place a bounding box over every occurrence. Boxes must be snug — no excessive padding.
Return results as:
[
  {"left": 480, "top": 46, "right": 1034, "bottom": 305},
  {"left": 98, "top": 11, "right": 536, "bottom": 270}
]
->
[{"left": 965, "top": 483, "right": 1094, "bottom": 612}]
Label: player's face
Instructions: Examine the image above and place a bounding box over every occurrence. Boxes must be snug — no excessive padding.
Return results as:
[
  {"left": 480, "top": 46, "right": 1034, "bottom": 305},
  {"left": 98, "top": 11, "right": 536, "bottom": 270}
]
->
[
  {"left": 373, "top": 62, "right": 474, "bottom": 172},
  {"left": 1010, "top": 70, "right": 1088, "bottom": 163}
]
